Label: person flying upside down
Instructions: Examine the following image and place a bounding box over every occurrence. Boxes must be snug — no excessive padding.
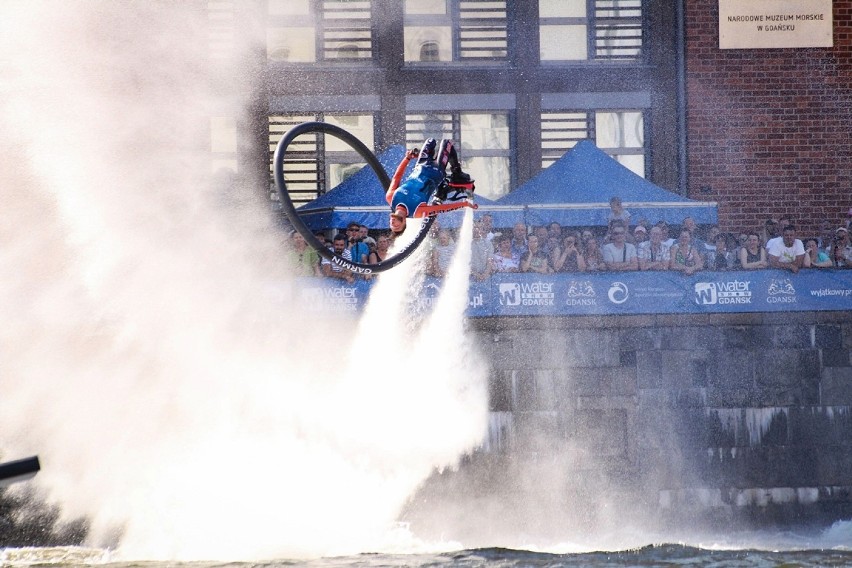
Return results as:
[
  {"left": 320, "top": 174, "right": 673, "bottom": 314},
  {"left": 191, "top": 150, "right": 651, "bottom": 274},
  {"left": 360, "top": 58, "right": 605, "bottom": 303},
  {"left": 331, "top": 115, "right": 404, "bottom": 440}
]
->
[{"left": 386, "top": 138, "right": 475, "bottom": 235}]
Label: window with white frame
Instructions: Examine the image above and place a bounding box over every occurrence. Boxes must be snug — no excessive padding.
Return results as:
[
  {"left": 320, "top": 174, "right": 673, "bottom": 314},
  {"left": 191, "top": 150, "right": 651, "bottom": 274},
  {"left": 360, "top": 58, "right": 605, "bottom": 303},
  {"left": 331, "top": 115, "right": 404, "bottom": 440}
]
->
[
  {"left": 541, "top": 110, "right": 645, "bottom": 176},
  {"left": 406, "top": 111, "right": 511, "bottom": 199},
  {"left": 267, "top": 0, "right": 373, "bottom": 63},
  {"left": 539, "top": 0, "right": 643, "bottom": 63},
  {"left": 268, "top": 113, "right": 376, "bottom": 206},
  {"left": 404, "top": 0, "right": 508, "bottom": 63}
]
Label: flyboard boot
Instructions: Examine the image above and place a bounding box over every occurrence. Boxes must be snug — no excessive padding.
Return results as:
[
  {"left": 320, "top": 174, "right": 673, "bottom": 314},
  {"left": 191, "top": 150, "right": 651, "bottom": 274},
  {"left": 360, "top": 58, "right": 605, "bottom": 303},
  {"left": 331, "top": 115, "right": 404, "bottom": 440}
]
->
[{"left": 434, "top": 139, "right": 475, "bottom": 203}]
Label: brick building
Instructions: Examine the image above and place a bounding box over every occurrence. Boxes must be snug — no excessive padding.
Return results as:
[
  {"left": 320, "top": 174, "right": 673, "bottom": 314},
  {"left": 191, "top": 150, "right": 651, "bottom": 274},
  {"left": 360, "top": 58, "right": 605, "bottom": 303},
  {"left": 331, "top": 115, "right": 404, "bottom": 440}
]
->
[{"left": 685, "top": 0, "right": 852, "bottom": 236}]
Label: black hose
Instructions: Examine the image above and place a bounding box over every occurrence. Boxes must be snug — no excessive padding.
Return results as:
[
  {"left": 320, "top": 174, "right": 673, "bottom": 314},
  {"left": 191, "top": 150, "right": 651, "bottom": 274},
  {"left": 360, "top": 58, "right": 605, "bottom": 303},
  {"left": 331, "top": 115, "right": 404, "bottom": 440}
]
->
[{"left": 272, "top": 122, "right": 434, "bottom": 275}]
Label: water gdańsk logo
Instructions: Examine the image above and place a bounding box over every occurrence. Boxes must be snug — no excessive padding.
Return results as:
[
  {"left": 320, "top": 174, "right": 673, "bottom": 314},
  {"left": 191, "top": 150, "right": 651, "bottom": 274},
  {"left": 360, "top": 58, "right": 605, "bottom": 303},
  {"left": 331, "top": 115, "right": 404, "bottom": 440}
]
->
[
  {"left": 498, "top": 282, "right": 555, "bottom": 306},
  {"left": 566, "top": 280, "right": 597, "bottom": 306},
  {"left": 301, "top": 286, "right": 358, "bottom": 311},
  {"left": 694, "top": 279, "right": 752, "bottom": 305},
  {"left": 767, "top": 278, "right": 797, "bottom": 304}
]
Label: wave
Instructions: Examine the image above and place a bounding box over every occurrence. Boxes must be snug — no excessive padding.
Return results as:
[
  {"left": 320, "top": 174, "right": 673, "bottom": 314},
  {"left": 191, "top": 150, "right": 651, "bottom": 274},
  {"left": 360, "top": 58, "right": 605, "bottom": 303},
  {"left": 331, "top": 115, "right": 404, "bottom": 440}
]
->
[{"left": 3, "top": 539, "right": 852, "bottom": 568}]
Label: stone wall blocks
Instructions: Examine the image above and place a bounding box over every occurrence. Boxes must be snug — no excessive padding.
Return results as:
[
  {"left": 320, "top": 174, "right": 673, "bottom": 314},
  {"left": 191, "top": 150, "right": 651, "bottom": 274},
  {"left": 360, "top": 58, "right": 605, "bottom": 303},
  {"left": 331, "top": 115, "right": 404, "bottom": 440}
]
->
[
  {"left": 619, "top": 327, "right": 661, "bottom": 351},
  {"left": 661, "top": 350, "right": 711, "bottom": 389},
  {"left": 754, "top": 349, "right": 820, "bottom": 388},
  {"left": 821, "top": 349, "right": 851, "bottom": 368},
  {"left": 818, "top": 448, "right": 852, "bottom": 486},
  {"left": 636, "top": 350, "right": 663, "bottom": 389},
  {"left": 706, "top": 348, "right": 754, "bottom": 392},
  {"left": 661, "top": 326, "right": 724, "bottom": 350},
  {"left": 488, "top": 369, "right": 513, "bottom": 411},
  {"left": 705, "top": 388, "right": 756, "bottom": 408},
  {"left": 563, "top": 408, "right": 629, "bottom": 458},
  {"left": 502, "top": 329, "right": 624, "bottom": 368},
  {"left": 575, "top": 395, "right": 638, "bottom": 411},
  {"left": 510, "top": 411, "right": 561, "bottom": 453},
  {"left": 564, "top": 367, "right": 637, "bottom": 397},
  {"left": 788, "top": 406, "right": 852, "bottom": 447},
  {"left": 723, "top": 326, "right": 763, "bottom": 349},
  {"left": 815, "top": 324, "right": 844, "bottom": 350},
  {"left": 820, "top": 368, "right": 852, "bottom": 405},
  {"left": 842, "top": 321, "right": 852, "bottom": 350},
  {"left": 771, "top": 325, "right": 812, "bottom": 348}
]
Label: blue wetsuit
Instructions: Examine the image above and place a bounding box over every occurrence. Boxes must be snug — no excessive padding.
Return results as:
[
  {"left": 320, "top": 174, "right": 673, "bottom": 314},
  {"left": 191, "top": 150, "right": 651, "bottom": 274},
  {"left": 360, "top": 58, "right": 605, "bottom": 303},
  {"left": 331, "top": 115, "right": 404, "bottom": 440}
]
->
[{"left": 390, "top": 161, "right": 444, "bottom": 217}]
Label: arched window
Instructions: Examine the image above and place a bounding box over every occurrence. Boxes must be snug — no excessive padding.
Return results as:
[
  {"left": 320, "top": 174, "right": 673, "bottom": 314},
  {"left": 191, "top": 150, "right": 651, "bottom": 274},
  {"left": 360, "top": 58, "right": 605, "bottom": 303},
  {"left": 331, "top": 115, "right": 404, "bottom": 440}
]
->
[{"left": 419, "top": 41, "right": 440, "bottom": 62}]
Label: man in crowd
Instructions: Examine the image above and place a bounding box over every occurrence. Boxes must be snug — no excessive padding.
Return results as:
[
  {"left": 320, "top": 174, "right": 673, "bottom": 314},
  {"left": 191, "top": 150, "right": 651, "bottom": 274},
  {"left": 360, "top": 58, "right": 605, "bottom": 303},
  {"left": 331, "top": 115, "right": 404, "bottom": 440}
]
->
[
  {"left": 346, "top": 222, "right": 370, "bottom": 264},
  {"left": 321, "top": 234, "right": 355, "bottom": 284},
  {"left": 602, "top": 221, "right": 638, "bottom": 271},
  {"left": 767, "top": 224, "right": 805, "bottom": 273}
]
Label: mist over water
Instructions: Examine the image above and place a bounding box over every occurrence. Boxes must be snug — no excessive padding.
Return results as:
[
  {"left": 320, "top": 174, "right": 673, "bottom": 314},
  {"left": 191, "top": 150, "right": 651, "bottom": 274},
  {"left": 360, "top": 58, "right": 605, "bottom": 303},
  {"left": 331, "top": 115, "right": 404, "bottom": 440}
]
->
[{"left": 0, "top": 2, "right": 487, "bottom": 561}]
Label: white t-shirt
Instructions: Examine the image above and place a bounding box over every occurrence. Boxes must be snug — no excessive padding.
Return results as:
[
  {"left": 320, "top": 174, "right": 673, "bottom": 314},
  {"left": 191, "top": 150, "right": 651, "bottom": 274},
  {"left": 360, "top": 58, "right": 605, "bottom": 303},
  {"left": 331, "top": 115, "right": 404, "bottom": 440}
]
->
[
  {"left": 766, "top": 238, "right": 804, "bottom": 263},
  {"left": 602, "top": 242, "right": 637, "bottom": 264}
]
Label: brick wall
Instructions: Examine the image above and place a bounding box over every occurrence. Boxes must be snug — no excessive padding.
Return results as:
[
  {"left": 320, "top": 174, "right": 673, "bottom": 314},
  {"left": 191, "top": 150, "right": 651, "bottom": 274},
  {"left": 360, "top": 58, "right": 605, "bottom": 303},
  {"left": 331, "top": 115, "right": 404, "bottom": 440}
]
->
[{"left": 685, "top": 0, "right": 852, "bottom": 237}]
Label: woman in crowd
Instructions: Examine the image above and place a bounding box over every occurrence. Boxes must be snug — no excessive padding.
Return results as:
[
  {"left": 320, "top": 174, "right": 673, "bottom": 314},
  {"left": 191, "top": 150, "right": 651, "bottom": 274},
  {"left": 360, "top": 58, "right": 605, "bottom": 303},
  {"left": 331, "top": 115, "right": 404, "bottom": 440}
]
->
[
  {"left": 803, "top": 238, "right": 832, "bottom": 268},
  {"left": 669, "top": 229, "right": 704, "bottom": 275},
  {"left": 583, "top": 236, "right": 604, "bottom": 271},
  {"left": 552, "top": 232, "right": 586, "bottom": 272},
  {"left": 738, "top": 232, "right": 768, "bottom": 270},
  {"left": 520, "top": 234, "right": 552, "bottom": 273},
  {"left": 429, "top": 228, "right": 456, "bottom": 278},
  {"left": 368, "top": 233, "right": 392, "bottom": 264},
  {"left": 707, "top": 233, "right": 736, "bottom": 271},
  {"left": 492, "top": 235, "right": 520, "bottom": 272},
  {"left": 286, "top": 231, "right": 321, "bottom": 277}
]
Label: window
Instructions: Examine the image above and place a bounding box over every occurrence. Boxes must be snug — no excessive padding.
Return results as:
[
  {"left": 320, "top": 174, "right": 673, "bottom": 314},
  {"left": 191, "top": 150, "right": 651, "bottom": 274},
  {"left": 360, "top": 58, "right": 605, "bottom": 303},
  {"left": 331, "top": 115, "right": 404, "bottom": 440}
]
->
[
  {"left": 207, "top": 0, "right": 236, "bottom": 63},
  {"left": 267, "top": 0, "right": 373, "bottom": 63},
  {"left": 269, "top": 114, "right": 376, "bottom": 206},
  {"left": 404, "top": 0, "right": 507, "bottom": 63},
  {"left": 420, "top": 41, "right": 441, "bottom": 62},
  {"left": 407, "top": 111, "right": 511, "bottom": 199},
  {"left": 541, "top": 110, "right": 645, "bottom": 176},
  {"left": 539, "top": 0, "right": 643, "bottom": 63},
  {"left": 211, "top": 116, "right": 238, "bottom": 174}
]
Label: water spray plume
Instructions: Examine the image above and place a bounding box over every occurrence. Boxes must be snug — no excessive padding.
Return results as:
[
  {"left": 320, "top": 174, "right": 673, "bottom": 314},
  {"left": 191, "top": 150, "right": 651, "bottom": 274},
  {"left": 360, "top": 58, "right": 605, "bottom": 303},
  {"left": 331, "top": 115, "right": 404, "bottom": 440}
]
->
[{"left": 0, "top": 2, "right": 487, "bottom": 561}]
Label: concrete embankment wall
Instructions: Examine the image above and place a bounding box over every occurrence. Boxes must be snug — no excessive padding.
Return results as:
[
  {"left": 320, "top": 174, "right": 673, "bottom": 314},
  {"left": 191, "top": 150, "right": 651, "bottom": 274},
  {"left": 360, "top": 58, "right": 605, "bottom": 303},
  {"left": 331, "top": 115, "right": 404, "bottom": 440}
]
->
[{"left": 405, "top": 311, "right": 852, "bottom": 541}]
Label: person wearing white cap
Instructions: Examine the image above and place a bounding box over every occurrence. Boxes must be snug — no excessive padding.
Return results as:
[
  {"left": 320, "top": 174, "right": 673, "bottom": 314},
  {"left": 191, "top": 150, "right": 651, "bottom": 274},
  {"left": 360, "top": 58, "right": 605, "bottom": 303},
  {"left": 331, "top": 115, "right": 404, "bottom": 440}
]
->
[
  {"left": 633, "top": 224, "right": 648, "bottom": 245},
  {"left": 828, "top": 226, "right": 852, "bottom": 265}
]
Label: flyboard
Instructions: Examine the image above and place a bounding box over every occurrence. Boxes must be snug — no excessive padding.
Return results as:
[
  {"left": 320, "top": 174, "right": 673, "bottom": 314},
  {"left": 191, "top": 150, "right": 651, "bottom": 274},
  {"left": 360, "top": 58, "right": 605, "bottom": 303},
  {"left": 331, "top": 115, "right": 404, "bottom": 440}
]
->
[
  {"left": 0, "top": 456, "right": 40, "bottom": 488},
  {"left": 272, "top": 122, "right": 475, "bottom": 275}
]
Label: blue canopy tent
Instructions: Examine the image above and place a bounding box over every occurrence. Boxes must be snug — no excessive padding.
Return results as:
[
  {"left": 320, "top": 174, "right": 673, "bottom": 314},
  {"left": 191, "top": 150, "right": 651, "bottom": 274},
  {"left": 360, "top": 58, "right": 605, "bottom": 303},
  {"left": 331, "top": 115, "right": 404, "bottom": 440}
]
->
[
  {"left": 429, "top": 194, "right": 520, "bottom": 229},
  {"left": 298, "top": 145, "right": 520, "bottom": 229},
  {"left": 495, "top": 140, "right": 718, "bottom": 228},
  {"left": 297, "top": 145, "right": 405, "bottom": 230}
]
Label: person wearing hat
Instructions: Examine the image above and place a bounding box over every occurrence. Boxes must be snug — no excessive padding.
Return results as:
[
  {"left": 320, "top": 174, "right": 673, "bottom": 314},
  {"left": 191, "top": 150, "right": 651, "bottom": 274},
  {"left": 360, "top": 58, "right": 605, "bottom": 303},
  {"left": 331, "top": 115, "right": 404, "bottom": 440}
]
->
[
  {"left": 828, "top": 226, "right": 852, "bottom": 265},
  {"left": 633, "top": 224, "right": 648, "bottom": 245},
  {"left": 345, "top": 222, "right": 370, "bottom": 265}
]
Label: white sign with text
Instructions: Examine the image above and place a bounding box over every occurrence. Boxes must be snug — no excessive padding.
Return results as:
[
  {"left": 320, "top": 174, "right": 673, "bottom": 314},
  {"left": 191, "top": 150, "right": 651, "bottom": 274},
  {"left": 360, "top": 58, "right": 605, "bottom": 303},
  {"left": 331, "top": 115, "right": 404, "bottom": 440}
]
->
[{"left": 719, "top": 0, "right": 833, "bottom": 49}]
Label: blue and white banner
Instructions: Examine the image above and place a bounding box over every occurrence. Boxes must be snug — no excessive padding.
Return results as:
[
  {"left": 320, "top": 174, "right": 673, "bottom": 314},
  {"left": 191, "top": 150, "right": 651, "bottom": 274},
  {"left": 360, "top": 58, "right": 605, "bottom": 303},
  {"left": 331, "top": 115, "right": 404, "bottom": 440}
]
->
[{"left": 284, "top": 270, "right": 852, "bottom": 317}]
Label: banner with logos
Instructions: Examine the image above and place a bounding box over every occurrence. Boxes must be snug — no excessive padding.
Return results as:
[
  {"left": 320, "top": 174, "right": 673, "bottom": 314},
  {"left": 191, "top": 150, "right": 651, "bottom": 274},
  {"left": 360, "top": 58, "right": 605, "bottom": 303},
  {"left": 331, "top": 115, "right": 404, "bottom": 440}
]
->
[{"left": 286, "top": 270, "right": 852, "bottom": 317}]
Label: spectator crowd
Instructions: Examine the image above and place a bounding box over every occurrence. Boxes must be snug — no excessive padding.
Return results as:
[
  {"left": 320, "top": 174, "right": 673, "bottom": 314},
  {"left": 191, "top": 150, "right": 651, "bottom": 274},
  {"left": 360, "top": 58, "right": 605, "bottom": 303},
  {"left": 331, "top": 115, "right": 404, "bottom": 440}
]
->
[{"left": 286, "top": 201, "right": 852, "bottom": 281}]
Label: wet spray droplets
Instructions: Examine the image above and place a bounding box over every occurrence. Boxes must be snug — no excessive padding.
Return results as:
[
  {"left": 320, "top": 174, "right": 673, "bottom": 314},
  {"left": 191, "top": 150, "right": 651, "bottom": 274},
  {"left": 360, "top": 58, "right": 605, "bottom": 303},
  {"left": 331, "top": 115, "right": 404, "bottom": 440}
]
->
[{"left": 0, "top": 2, "right": 487, "bottom": 561}]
